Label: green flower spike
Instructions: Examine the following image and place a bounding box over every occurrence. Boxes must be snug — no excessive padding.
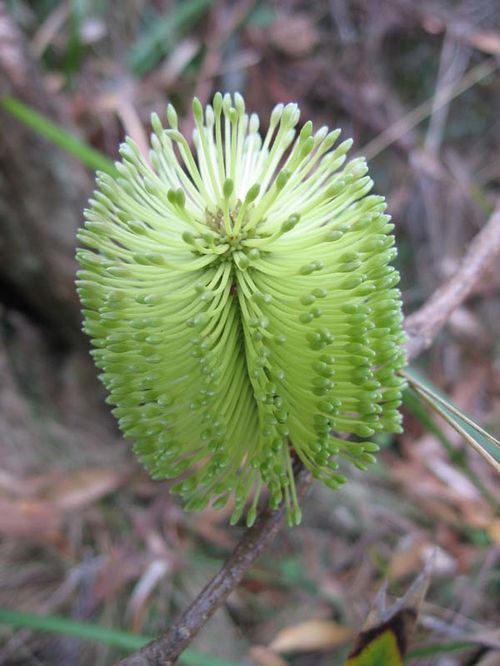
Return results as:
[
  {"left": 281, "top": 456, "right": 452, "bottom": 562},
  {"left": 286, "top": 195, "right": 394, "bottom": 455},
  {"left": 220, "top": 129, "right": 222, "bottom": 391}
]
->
[{"left": 77, "top": 93, "right": 406, "bottom": 527}]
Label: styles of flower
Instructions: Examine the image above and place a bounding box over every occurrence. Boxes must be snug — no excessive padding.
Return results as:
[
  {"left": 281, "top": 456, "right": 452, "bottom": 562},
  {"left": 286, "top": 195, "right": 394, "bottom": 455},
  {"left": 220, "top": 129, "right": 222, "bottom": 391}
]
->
[{"left": 77, "top": 93, "right": 406, "bottom": 526}]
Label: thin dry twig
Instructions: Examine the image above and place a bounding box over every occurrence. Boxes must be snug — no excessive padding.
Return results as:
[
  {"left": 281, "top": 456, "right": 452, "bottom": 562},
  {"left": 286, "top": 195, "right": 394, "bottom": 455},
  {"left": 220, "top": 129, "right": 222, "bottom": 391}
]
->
[
  {"left": 116, "top": 91, "right": 149, "bottom": 159},
  {"left": 405, "top": 206, "right": 500, "bottom": 360},
  {"left": 115, "top": 209, "right": 500, "bottom": 665},
  {"left": 360, "top": 58, "right": 499, "bottom": 161}
]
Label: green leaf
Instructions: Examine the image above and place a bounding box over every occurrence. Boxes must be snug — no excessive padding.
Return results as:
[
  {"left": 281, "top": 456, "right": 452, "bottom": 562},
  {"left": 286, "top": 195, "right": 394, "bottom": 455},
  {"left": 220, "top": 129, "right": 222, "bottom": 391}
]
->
[
  {"left": 402, "top": 367, "right": 500, "bottom": 473},
  {"left": 0, "top": 608, "right": 239, "bottom": 666},
  {"left": 344, "top": 562, "right": 431, "bottom": 665},
  {"left": 0, "top": 96, "right": 117, "bottom": 175},
  {"left": 403, "top": 388, "right": 498, "bottom": 507},
  {"left": 346, "top": 629, "right": 403, "bottom": 666}
]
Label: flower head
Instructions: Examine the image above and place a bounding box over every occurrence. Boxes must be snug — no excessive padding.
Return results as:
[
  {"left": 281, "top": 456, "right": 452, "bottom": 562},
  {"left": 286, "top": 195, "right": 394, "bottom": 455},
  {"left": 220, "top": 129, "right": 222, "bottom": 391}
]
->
[{"left": 77, "top": 93, "right": 406, "bottom": 526}]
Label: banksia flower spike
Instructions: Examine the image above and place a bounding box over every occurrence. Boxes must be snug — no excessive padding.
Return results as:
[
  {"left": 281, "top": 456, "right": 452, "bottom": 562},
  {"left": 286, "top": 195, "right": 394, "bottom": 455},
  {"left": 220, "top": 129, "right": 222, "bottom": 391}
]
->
[{"left": 77, "top": 93, "right": 406, "bottom": 526}]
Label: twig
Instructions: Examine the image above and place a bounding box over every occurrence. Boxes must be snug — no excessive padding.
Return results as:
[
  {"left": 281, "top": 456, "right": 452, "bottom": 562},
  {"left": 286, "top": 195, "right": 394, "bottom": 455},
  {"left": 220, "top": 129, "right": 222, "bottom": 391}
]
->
[
  {"left": 360, "top": 58, "right": 499, "bottom": 161},
  {"left": 116, "top": 91, "right": 149, "bottom": 159},
  {"left": 117, "top": 467, "right": 312, "bottom": 666},
  {"left": 30, "top": 1, "right": 70, "bottom": 58},
  {"left": 423, "top": 30, "right": 470, "bottom": 156},
  {"left": 404, "top": 206, "right": 500, "bottom": 360},
  {"left": 115, "top": 209, "right": 500, "bottom": 666}
]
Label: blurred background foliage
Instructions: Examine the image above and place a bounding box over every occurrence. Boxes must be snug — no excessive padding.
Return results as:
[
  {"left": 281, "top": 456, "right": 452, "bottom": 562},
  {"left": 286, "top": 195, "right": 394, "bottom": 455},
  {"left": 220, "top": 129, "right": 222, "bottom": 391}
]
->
[{"left": 0, "top": 0, "right": 499, "bottom": 664}]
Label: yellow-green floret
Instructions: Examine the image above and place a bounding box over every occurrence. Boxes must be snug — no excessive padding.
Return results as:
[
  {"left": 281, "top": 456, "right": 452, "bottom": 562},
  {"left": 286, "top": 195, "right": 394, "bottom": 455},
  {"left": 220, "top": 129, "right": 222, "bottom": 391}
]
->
[{"left": 76, "top": 92, "right": 406, "bottom": 526}]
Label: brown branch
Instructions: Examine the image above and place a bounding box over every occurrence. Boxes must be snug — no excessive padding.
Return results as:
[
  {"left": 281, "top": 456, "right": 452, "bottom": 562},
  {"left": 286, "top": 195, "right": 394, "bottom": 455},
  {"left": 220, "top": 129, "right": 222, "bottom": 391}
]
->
[
  {"left": 404, "top": 207, "right": 500, "bottom": 360},
  {"left": 115, "top": 209, "right": 500, "bottom": 666},
  {"left": 117, "top": 467, "right": 313, "bottom": 666}
]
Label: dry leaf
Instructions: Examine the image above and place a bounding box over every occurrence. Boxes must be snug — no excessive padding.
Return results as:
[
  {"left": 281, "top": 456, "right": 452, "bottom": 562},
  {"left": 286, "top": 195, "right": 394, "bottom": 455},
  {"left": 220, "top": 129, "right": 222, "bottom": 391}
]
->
[
  {"left": 43, "top": 468, "right": 123, "bottom": 511},
  {"left": 389, "top": 537, "right": 428, "bottom": 581},
  {"left": 389, "top": 537, "right": 457, "bottom": 580},
  {"left": 127, "top": 559, "right": 171, "bottom": 632},
  {"left": 269, "top": 13, "right": 319, "bottom": 57},
  {"left": 269, "top": 619, "right": 353, "bottom": 653},
  {"left": 158, "top": 38, "right": 200, "bottom": 87},
  {"left": 250, "top": 645, "right": 288, "bottom": 666},
  {"left": 91, "top": 550, "right": 146, "bottom": 608},
  {"left": 0, "top": 498, "right": 62, "bottom": 538},
  {"left": 465, "top": 30, "right": 500, "bottom": 55},
  {"left": 487, "top": 519, "right": 500, "bottom": 545}
]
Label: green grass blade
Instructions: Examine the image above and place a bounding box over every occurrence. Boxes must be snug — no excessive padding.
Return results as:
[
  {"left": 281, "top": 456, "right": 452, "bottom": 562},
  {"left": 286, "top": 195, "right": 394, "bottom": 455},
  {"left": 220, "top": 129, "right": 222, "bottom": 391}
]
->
[
  {"left": 0, "top": 608, "right": 239, "bottom": 666},
  {"left": 0, "top": 96, "right": 117, "bottom": 175},
  {"left": 129, "top": 0, "right": 212, "bottom": 75},
  {"left": 402, "top": 368, "right": 500, "bottom": 473},
  {"left": 0, "top": 607, "right": 148, "bottom": 651},
  {"left": 403, "top": 368, "right": 500, "bottom": 447},
  {"left": 403, "top": 388, "right": 456, "bottom": 454},
  {"left": 403, "top": 388, "right": 498, "bottom": 507},
  {"left": 407, "top": 640, "right": 478, "bottom": 659}
]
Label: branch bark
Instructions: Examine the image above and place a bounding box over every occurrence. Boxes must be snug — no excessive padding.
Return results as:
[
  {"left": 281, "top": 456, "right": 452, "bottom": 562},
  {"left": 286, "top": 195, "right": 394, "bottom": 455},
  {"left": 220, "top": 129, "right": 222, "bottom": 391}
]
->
[
  {"left": 115, "top": 208, "right": 500, "bottom": 666},
  {"left": 117, "top": 467, "right": 312, "bottom": 666}
]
